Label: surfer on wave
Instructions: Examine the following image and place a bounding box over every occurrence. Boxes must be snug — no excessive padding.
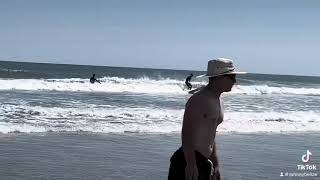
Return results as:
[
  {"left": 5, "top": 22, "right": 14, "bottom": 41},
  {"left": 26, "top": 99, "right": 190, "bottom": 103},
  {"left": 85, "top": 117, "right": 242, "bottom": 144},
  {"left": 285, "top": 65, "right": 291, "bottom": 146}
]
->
[
  {"left": 90, "top": 74, "right": 101, "bottom": 84},
  {"left": 185, "top": 73, "right": 193, "bottom": 90}
]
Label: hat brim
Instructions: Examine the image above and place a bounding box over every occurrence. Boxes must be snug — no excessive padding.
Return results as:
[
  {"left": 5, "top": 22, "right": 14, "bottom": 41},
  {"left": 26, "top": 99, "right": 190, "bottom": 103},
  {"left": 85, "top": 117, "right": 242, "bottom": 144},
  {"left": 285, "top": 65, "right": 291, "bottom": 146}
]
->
[{"left": 196, "top": 71, "right": 247, "bottom": 78}]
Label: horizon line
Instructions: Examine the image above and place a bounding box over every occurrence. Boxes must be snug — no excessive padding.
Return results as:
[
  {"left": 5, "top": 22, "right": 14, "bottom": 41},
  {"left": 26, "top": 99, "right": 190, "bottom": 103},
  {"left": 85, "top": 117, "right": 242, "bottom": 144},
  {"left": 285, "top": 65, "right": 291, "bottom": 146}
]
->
[{"left": 0, "top": 60, "right": 319, "bottom": 78}]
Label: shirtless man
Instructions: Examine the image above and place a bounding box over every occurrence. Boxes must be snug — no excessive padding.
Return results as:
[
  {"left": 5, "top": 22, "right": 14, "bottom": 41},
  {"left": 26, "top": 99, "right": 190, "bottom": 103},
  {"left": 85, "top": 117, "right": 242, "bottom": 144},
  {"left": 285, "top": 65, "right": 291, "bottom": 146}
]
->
[{"left": 168, "top": 58, "right": 246, "bottom": 180}]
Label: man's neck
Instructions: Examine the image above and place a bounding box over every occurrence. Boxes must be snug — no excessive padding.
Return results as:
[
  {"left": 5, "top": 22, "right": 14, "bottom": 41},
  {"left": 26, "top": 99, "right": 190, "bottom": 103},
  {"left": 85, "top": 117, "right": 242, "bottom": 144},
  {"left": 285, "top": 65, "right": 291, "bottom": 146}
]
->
[{"left": 204, "top": 84, "right": 222, "bottom": 98}]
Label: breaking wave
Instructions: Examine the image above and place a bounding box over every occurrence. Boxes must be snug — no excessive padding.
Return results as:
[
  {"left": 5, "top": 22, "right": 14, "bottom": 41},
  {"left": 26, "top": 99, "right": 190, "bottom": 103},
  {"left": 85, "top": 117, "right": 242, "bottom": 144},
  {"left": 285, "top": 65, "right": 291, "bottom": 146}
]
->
[
  {"left": 0, "top": 77, "right": 319, "bottom": 95},
  {"left": 1, "top": 103, "right": 319, "bottom": 133}
]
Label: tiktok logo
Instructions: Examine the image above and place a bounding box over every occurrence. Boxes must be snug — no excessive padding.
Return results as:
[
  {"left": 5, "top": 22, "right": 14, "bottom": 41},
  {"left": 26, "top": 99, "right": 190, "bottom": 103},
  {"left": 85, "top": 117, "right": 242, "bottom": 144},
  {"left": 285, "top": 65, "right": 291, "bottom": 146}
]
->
[{"left": 301, "top": 149, "right": 312, "bottom": 163}]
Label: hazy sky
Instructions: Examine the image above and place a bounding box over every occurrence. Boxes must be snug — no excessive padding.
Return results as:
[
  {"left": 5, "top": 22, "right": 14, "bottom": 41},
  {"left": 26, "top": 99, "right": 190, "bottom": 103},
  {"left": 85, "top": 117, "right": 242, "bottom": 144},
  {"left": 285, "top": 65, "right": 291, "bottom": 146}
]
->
[{"left": 1, "top": 0, "right": 320, "bottom": 76}]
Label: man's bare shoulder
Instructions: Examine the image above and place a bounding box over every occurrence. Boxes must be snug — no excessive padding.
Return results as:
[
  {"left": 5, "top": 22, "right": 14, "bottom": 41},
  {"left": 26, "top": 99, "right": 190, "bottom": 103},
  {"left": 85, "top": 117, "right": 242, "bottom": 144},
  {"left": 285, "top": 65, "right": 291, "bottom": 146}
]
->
[
  {"left": 185, "top": 90, "right": 212, "bottom": 113},
  {"left": 186, "top": 93, "right": 202, "bottom": 107},
  {"left": 187, "top": 89, "right": 209, "bottom": 104},
  {"left": 185, "top": 89, "right": 220, "bottom": 119}
]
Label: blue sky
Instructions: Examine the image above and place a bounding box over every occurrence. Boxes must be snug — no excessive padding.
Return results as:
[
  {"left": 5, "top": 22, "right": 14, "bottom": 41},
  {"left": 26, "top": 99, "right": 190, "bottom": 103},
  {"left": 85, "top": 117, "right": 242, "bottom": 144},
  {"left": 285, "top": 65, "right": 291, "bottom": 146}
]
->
[{"left": 1, "top": 0, "right": 320, "bottom": 76}]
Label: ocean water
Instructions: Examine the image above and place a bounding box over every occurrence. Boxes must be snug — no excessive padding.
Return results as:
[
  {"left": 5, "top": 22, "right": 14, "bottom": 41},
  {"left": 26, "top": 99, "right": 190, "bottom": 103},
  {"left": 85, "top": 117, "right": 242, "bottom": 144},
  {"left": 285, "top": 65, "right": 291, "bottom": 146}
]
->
[
  {"left": 1, "top": 61, "right": 320, "bottom": 180},
  {"left": 0, "top": 60, "right": 320, "bottom": 134}
]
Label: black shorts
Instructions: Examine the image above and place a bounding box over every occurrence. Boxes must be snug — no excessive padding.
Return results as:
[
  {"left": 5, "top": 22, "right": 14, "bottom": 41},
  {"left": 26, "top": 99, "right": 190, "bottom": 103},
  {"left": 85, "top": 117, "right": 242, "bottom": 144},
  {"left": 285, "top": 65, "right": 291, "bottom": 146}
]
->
[{"left": 168, "top": 147, "right": 214, "bottom": 180}]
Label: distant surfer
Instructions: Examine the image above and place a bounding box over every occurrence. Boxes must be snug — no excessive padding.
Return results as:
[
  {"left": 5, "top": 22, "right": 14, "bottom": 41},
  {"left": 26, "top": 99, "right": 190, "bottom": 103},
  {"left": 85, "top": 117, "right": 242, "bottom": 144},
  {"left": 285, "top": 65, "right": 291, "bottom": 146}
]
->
[
  {"left": 90, "top": 74, "right": 101, "bottom": 84},
  {"left": 185, "top": 73, "right": 193, "bottom": 90}
]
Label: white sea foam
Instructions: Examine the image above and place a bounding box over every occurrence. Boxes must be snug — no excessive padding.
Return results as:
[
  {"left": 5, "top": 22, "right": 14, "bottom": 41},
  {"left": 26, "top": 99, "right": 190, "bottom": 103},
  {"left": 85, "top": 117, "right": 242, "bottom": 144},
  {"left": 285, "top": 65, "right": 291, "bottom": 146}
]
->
[
  {"left": 219, "top": 111, "right": 320, "bottom": 133},
  {"left": 231, "top": 85, "right": 320, "bottom": 96},
  {"left": 0, "top": 77, "right": 188, "bottom": 94},
  {"left": 0, "top": 104, "right": 184, "bottom": 133},
  {"left": 0, "top": 77, "right": 319, "bottom": 95},
  {"left": 0, "top": 103, "right": 319, "bottom": 133}
]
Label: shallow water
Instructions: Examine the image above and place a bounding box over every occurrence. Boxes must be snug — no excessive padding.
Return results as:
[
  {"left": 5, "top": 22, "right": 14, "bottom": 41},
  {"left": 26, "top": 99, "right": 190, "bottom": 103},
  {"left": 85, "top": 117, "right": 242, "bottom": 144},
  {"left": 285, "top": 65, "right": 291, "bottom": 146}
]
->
[{"left": 0, "top": 132, "right": 319, "bottom": 180}]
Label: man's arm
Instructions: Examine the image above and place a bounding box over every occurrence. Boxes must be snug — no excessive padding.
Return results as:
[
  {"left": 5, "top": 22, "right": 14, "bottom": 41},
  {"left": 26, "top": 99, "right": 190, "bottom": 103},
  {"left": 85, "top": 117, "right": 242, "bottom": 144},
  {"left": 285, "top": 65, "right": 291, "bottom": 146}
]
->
[
  {"left": 182, "top": 100, "right": 198, "bottom": 180},
  {"left": 183, "top": 96, "right": 210, "bottom": 180},
  {"left": 209, "top": 142, "right": 219, "bottom": 168},
  {"left": 209, "top": 142, "right": 221, "bottom": 180},
  {"left": 182, "top": 96, "right": 210, "bottom": 180}
]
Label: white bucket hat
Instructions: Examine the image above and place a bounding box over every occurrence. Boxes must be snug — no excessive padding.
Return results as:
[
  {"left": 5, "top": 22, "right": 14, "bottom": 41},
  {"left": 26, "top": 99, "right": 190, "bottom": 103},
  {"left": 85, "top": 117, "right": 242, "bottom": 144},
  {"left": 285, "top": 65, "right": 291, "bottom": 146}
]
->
[{"left": 197, "top": 58, "right": 246, "bottom": 77}]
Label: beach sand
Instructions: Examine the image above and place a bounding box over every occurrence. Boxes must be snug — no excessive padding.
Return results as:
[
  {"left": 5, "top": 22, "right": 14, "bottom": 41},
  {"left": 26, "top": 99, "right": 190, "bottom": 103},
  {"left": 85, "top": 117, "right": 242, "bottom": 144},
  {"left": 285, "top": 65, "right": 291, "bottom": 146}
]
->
[{"left": 0, "top": 132, "right": 319, "bottom": 180}]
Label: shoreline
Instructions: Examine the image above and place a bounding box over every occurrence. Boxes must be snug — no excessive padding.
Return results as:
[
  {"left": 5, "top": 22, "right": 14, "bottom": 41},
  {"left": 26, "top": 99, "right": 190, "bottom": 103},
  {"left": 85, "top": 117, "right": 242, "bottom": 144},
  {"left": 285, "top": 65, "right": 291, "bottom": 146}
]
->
[{"left": 1, "top": 132, "right": 319, "bottom": 180}]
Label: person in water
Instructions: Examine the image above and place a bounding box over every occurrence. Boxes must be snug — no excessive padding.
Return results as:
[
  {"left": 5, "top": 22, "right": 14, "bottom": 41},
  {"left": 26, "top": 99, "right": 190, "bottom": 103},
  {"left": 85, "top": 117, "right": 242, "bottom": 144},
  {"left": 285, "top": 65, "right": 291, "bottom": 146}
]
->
[
  {"left": 168, "top": 58, "right": 246, "bottom": 180},
  {"left": 90, "top": 74, "right": 101, "bottom": 84},
  {"left": 185, "top": 73, "right": 193, "bottom": 90}
]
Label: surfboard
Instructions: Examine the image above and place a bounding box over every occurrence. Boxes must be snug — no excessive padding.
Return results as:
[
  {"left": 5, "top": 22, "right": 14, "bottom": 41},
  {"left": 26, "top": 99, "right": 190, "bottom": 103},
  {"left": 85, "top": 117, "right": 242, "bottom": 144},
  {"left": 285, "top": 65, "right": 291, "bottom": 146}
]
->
[
  {"left": 188, "top": 86, "right": 204, "bottom": 94},
  {"left": 180, "top": 84, "right": 204, "bottom": 94},
  {"left": 188, "top": 88, "right": 200, "bottom": 94}
]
